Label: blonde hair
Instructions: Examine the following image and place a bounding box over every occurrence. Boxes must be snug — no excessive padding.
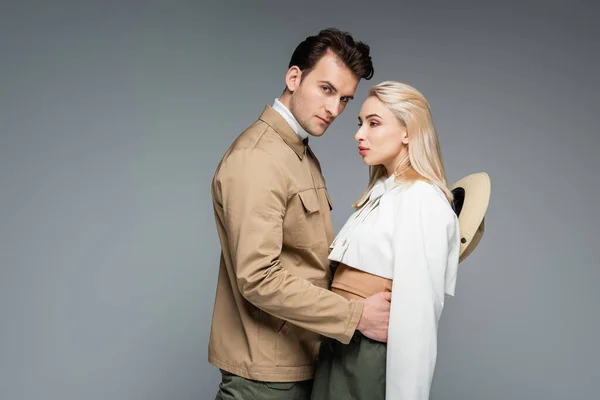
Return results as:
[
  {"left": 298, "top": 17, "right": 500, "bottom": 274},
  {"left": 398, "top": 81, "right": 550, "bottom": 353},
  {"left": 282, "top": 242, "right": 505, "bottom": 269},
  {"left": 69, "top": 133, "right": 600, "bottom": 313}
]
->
[{"left": 353, "top": 81, "right": 453, "bottom": 207}]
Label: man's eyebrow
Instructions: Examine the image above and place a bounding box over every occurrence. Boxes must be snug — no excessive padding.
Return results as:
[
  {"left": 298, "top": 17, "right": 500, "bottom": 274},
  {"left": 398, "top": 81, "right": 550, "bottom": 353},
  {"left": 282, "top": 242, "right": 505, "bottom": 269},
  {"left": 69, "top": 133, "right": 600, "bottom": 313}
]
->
[
  {"left": 319, "top": 81, "right": 355, "bottom": 100},
  {"left": 319, "top": 80, "right": 338, "bottom": 92}
]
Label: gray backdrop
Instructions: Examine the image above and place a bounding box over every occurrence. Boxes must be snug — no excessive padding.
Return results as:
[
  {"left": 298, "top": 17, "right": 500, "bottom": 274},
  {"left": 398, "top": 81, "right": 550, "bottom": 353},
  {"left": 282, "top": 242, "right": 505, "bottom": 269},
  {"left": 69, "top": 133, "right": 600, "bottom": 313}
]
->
[{"left": 1, "top": 1, "right": 598, "bottom": 399}]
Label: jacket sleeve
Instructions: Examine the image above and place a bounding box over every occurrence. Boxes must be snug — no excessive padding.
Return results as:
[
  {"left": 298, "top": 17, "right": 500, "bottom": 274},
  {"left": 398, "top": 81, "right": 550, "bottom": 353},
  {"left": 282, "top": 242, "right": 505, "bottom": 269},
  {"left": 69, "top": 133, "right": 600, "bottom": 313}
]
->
[
  {"left": 386, "top": 187, "right": 460, "bottom": 399},
  {"left": 215, "top": 148, "right": 363, "bottom": 344}
]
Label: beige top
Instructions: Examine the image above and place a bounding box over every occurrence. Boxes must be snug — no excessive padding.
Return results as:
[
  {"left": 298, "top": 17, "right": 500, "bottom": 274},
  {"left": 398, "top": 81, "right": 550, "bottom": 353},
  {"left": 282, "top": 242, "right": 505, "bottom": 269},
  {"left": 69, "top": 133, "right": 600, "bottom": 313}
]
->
[{"left": 208, "top": 105, "right": 363, "bottom": 382}]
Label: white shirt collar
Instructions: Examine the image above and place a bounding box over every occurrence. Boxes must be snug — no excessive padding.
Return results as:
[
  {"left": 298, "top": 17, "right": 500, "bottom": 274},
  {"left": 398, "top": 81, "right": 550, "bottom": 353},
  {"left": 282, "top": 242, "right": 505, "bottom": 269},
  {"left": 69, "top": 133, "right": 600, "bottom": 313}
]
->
[
  {"left": 357, "top": 174, "right": 402, "bottom": 207},
  {"left": 381, "top": 174, "right": 403, "bottom": 191},
  {"left": 272, "top": 98, "right": 309, "bottom": 141}
]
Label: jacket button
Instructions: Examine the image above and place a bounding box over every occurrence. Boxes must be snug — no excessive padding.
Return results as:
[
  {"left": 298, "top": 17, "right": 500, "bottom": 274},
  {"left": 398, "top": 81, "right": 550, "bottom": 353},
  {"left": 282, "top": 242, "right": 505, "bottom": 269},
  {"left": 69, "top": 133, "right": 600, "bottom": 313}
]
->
[{"left": 461, "top": 237, "right": 467, "bottom": 244}]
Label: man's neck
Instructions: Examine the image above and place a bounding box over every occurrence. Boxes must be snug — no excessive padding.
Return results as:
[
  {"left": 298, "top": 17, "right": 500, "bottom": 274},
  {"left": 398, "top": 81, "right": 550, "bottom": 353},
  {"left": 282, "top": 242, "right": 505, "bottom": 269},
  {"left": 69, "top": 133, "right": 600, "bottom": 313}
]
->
[
  {"left": 272, "top": 96, "right": 309, "bottom": 141},
  {"left": 279, "top": 92, "right": 292, "bottom": 110}
]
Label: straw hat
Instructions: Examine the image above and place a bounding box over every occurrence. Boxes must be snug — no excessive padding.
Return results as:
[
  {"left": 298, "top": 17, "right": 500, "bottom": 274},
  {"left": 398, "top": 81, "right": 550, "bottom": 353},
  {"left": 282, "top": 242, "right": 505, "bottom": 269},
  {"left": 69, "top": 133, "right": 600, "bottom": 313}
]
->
[{"left": 450, "top": 172, "right": 491, "bottom": 263}]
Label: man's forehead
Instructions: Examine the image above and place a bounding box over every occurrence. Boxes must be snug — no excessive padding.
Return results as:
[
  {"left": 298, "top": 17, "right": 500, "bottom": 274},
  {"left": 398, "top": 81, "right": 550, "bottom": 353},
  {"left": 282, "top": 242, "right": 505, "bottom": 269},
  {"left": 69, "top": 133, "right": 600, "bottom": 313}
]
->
[{"left": 307, "top": 52, "right": 359, "bottom": 92}]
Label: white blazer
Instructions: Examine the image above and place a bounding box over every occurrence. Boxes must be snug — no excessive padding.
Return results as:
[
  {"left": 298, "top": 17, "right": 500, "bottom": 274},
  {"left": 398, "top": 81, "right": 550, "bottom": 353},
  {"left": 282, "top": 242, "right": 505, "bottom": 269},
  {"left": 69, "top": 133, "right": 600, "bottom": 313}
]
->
[{"left": 329, "top": 175, "right": 460, "bottom": 399}]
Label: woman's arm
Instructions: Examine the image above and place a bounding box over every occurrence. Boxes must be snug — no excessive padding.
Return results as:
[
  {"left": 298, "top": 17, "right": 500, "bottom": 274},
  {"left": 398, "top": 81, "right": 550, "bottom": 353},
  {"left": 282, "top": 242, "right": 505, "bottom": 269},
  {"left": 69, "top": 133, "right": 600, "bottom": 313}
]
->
[{"left": 386, "top": 185, "right": 459, "bottom": 399}]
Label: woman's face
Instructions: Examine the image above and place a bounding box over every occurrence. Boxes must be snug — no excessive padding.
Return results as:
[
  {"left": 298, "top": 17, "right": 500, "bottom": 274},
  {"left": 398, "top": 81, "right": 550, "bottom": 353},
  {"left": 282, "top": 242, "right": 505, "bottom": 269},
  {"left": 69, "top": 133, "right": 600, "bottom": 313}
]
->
[{"left": 355, "top": 96, "right": 408, "bottom": 175}]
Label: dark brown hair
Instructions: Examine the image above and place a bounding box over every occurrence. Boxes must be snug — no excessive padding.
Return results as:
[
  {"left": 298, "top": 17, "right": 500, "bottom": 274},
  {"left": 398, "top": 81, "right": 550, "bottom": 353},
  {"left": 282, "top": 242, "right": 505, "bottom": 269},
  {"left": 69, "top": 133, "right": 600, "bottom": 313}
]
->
[{"left": 288, "top": 28, "right": 374, "bottom": 80}]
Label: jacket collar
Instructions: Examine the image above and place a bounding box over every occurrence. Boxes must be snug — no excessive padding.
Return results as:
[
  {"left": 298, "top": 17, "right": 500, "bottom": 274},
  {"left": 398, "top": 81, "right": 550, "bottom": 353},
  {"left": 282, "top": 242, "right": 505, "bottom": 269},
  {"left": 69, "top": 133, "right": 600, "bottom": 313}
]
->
[
  {"left": 356, "top": 174, "right": 401, "bottom": 207},
  {"left": 259, "top": 105, "right": 306, "bottom": 160}
]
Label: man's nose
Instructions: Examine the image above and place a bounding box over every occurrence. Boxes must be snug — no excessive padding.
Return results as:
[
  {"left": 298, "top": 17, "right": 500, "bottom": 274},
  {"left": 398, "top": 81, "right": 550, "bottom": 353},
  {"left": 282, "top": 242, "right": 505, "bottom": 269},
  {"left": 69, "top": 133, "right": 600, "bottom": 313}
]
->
[{"left": 325, "top": 98, "right": 341, "bottom": 118}]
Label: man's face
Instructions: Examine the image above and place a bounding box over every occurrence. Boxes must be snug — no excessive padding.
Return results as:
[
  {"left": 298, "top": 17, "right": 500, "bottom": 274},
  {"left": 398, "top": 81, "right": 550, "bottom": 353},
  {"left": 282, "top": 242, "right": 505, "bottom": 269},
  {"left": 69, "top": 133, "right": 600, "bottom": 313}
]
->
[{"left": 288, "top": 51, "right": 360, "bottom": 137}]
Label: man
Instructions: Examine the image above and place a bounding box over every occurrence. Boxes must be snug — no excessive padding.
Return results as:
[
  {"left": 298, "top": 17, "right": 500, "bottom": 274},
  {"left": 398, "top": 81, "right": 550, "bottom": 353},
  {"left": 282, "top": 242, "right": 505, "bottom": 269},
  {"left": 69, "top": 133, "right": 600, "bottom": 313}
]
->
[{"left": 209, "top": 28, "right": 391, "bottom": 399}]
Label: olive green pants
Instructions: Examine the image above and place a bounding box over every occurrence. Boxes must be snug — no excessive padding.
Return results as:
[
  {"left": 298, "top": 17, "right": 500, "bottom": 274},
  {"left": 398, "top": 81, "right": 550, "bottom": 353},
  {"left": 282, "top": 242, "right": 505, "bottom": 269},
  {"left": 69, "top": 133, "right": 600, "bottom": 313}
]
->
[
  {"left": 215, "top": 370, "right": 313, "bottom": 400},
  {"left": 311, "top": 332, "right": 387, "bottom": 400}
]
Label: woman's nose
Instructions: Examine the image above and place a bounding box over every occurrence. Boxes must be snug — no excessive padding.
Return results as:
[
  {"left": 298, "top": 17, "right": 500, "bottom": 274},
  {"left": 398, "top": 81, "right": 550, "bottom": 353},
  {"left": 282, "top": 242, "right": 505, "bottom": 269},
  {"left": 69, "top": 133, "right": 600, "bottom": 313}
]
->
[{"left": 355, "top": 126, "right": 365, "bottom": 141}]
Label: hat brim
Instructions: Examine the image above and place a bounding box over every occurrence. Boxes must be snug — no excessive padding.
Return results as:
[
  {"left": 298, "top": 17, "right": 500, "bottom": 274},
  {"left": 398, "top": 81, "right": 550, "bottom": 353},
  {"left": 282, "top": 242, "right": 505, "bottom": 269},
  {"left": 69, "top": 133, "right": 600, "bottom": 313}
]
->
[{"left": 450, "top": 172, "right": 491, "bottom": 263}]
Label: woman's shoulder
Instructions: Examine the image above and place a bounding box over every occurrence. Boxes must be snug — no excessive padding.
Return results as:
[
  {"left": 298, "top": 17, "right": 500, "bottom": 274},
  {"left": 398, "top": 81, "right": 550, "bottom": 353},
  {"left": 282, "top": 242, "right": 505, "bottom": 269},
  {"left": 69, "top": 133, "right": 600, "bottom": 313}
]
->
[{"left": 396, "top": 180, "right": 456, "bottom": 218}]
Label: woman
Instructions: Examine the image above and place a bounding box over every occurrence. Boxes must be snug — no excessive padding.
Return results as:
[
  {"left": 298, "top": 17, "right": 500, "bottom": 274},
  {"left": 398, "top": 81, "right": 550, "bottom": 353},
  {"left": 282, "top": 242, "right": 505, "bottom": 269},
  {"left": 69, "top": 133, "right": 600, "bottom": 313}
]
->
[{"left": 311, "top": 81, "right": 460, "bottom": 400}]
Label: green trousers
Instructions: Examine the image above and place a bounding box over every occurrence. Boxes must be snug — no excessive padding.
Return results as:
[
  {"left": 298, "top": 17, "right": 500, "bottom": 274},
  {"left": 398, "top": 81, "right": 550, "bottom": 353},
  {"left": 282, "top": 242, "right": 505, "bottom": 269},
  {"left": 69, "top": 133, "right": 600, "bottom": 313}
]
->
[
  {"left": 215, "top": 370, "right": 313, "bottom": 400},
  {"left": 311, "top": 332, "right": 387, "bottom": 400}
]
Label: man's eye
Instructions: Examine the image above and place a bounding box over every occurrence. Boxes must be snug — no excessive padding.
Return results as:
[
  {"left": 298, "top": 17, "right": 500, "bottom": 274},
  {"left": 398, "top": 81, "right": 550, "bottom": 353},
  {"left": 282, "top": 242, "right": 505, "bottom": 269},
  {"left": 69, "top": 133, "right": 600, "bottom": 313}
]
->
[
  {"left": 341, "top": 97, "right": 350, "bottom": 103},
  {"left": 321, "top": 86, "right": 330, "bottom": 93}
]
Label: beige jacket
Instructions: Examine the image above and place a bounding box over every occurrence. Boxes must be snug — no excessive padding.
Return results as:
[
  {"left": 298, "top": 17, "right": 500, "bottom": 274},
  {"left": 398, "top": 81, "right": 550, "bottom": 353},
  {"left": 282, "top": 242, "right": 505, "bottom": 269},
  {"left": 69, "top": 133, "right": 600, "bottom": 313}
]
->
[{"left": 208, "top": 105, "right": 364, "bottom": 382}]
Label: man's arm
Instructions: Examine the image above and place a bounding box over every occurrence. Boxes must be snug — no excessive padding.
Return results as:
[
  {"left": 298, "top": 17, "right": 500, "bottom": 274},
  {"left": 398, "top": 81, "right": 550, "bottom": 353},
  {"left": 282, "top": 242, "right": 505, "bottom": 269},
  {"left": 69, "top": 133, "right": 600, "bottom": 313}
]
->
[{"left": 217, "top": 148, "right": 363, "bottom": 344}]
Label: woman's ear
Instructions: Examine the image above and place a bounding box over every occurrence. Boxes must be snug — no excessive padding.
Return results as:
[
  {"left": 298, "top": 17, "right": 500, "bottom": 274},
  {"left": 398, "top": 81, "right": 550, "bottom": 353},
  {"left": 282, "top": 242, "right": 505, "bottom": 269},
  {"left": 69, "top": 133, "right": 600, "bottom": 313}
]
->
[{"left": 401, "top": 127, "right": 409, "bottom": 144}]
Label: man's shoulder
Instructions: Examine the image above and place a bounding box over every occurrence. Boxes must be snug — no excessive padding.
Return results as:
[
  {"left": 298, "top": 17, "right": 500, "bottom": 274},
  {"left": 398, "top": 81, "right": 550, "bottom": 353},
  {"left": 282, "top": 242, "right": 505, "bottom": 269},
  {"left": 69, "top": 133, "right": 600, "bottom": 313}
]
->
[
  {"left": 214, "top": 117, "right": 291, "bottom": 177},
  {"left": 226, "top": 118, "right": 284, "bottom": 156}
]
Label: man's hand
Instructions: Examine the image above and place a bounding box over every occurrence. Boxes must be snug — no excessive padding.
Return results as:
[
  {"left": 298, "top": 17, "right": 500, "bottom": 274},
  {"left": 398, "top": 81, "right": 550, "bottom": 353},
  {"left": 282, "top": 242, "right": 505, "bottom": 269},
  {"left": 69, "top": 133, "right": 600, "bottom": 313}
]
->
[{"left": 356, "top": 292, "right": 391, "bottom": 342}]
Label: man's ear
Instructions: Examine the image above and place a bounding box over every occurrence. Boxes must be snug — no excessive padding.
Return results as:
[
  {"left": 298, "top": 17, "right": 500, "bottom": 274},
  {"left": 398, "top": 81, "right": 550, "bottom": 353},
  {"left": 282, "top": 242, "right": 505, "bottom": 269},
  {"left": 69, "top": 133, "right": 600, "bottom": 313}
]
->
[{"left": 285, "top": 66, "right": 302, "bottom": 93}]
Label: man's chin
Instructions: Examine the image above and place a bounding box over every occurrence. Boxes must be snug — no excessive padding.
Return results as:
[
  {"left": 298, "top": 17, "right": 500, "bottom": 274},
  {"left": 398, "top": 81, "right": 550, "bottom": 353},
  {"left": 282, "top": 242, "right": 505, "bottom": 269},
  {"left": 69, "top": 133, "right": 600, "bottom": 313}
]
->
[{"left": 307, "top": 127, "right": 327, "bottom": 137}]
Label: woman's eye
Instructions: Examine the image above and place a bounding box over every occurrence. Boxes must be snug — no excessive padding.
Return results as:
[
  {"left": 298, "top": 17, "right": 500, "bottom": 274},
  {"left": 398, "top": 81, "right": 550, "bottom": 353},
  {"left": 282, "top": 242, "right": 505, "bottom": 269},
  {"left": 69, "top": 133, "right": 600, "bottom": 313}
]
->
[
  {"left": 357, "top": 123, "right": 363, "bottom": 127},
  {"left": 369, "top": 121, "right": 378, "bottom": 127}
]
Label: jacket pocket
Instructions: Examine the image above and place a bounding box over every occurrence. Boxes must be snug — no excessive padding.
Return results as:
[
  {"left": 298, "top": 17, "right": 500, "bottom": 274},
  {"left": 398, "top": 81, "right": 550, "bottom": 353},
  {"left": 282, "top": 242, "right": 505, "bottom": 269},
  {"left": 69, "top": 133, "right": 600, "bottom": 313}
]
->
[
  {"left": 275, "top": 321, "right": 321, "bottom": 367},
  {"left": 298, "top": 189, "right": 320, "bottom": 213},
  {"left": 292, "top": 189, "right": 325, "bottom": 249},
  {"left": 273, "top": 278, "right": 329, "bottom": 367},
  {"left": 264, "top": 382, "right": 296, "bottom": 390}
]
